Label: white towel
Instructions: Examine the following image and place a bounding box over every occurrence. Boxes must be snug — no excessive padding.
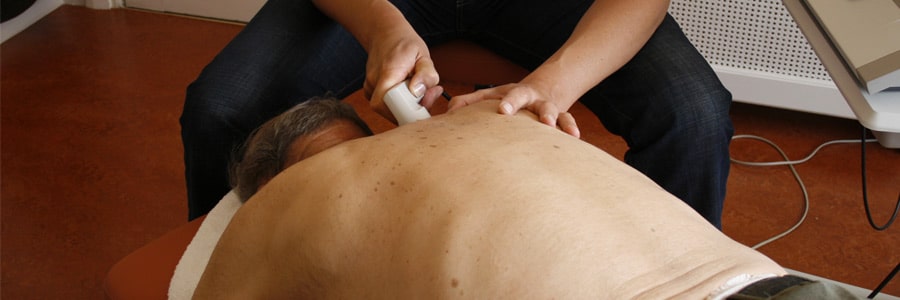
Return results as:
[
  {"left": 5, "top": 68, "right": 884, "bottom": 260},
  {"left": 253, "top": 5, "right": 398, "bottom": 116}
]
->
[{"left": 167, "top": 191, "right": 243, "bottom": 300}]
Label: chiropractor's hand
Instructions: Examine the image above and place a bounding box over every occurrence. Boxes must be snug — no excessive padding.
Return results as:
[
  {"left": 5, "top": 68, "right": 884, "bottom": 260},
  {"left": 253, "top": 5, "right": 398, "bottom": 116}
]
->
[
  {"left": 443, "top": 0, "right": 669, "bottom": 139},
  {"left": 364, "top": 32, "right": 444, "bottom": 123},
  {"left": 311, "top": 0, "right": 443, "bottom": 125},
  {"left": 361, "top": 20, "right": 443, "bottom": 124},
  {"left": 448, "top": 83, "right": 581, "bottom": 138}
]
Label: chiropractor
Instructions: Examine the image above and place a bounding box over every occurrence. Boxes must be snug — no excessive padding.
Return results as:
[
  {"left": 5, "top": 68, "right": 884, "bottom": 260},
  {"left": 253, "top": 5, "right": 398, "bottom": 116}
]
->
[{"left": 181, "top": 0, "right": 734, "bottom": 228}]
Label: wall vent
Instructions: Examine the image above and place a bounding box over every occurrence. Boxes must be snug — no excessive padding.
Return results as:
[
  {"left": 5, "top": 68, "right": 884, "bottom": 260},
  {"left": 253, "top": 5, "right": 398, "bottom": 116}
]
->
[{"left": 668, "top": 0, "right": 853, "bottom": 119}]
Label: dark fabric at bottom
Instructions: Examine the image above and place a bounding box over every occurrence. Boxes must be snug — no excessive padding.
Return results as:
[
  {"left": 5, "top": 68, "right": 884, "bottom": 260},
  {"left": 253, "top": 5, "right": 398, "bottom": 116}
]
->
[{"left": 727, "top": 275, "right": 861, "bottom": 299}]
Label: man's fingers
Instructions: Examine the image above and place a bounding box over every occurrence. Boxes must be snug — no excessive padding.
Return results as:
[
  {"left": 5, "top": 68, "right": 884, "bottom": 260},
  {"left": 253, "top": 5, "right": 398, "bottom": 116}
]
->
[
  {"left": 410, "top": 57, "right": 439, "bottom": 97},
  {"left": 448, "top": 88, "right": 493, "bottom": 111},
  {"left": 419, "top": 85, "right": 444, "bottom": 109},
  {"left": 498, "top": 87, "right": 533, "bottom": 115},
  {"left": 535, "top": 102, "right": 580, "bottom": 138},
  {"left": 557, "top": 112, "right": 581, "bottom": 138},
  {"left": 363, "top": 79, "right": 375, "bottom": 99},
  {"left": 536, "top": 101, "right": 559, "bottom": 127}
]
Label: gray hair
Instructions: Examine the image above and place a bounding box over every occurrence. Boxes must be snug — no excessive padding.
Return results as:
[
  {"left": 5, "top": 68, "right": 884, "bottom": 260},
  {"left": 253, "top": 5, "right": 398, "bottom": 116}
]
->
[{"left": 229, "top": 97, "right": 373, "bottom": 202}]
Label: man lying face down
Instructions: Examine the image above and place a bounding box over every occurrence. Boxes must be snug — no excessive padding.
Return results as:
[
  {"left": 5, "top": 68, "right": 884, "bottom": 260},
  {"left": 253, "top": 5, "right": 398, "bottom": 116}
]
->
[{"left": 194, "top": 98, "right": 859, "bottom": 299}]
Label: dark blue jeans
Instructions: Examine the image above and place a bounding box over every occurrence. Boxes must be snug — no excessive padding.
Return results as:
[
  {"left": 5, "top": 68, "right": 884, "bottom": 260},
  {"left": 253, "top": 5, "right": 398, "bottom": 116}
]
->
[{"left": 181, "top": 0, "right": 734, "bottom": 228}]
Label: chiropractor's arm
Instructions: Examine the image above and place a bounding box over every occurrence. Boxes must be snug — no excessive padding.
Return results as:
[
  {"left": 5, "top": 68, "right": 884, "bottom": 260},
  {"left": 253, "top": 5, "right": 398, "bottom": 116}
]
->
[
  {"left": 310, "top": 0, "right": 444, "bottom": 123},
  {"left": 449, "top": 0, "right": 670, "bottom": 138}
]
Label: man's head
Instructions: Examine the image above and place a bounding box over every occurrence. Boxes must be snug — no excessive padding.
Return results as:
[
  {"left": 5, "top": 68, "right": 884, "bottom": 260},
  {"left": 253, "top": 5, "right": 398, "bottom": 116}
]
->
[{"left": 230, "top": 98, "right": 373, "bottom": 202}]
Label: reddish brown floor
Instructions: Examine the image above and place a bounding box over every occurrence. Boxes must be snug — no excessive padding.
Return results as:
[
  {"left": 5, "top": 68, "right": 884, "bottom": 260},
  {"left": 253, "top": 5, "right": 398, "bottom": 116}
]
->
[{"left": 2, "top": 6, "right": 898, "bottom": 299}]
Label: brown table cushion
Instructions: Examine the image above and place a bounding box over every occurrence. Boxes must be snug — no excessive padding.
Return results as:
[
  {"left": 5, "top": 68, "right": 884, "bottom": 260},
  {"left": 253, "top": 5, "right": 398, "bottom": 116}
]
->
[{"left": 104, "top": 216, "right": 205, "bottom": 300}]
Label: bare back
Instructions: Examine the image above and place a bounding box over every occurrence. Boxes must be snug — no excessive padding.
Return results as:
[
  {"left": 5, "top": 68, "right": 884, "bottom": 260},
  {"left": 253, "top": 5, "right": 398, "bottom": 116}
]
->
[{"left": 194, "top": 100, "right": 785, "bottom": 299}]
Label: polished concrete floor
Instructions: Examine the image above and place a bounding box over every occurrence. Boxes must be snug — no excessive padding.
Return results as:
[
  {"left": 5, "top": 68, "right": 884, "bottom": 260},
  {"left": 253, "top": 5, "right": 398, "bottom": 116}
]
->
[{"left": 2, "top": 5, "right": 898, "bottom": 299}]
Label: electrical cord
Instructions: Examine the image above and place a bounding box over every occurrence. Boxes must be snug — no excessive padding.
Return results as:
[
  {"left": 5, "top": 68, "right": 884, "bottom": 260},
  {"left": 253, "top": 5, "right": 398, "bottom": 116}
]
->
[
  {"left": 729, "top": 134, "right": 881, "bottom": 249},
  {"left": 730, "top": 137, "right": 875, "bottom": 167},
  {"left": 869, "top": 262, "right": 900, "bottom": 299},
  {"left": 734, "top": 129, "right": 899, "bottom": 299},
  {"left": 731, "top": 134, "right": 815, "bottom": 249},
  {"left": 859, "top": 126, "right": 900, "bottom": 231}
]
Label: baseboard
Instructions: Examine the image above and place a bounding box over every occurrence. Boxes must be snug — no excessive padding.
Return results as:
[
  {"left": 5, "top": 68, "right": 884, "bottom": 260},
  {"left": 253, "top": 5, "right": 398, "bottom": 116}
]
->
[{"left": 716, "top": 66, "right": 856, "bottom": 120}]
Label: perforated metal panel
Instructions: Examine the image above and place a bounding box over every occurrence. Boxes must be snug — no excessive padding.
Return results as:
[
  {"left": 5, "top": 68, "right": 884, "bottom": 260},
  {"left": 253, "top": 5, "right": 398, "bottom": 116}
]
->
[{"left": 669, "top": 0, "right": 832, "bottom": 82}]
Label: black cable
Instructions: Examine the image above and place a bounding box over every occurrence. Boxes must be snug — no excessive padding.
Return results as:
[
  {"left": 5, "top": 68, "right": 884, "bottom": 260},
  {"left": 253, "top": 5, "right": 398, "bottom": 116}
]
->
[
  {"left": 474, "top": 84, "right": 496, "bottom": 90},
  {"left": 859, "top": 126, "right": 900, "bottom": 231},
  {"left": 867, "top": 262, "right": 900, "bottom": 299}
]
